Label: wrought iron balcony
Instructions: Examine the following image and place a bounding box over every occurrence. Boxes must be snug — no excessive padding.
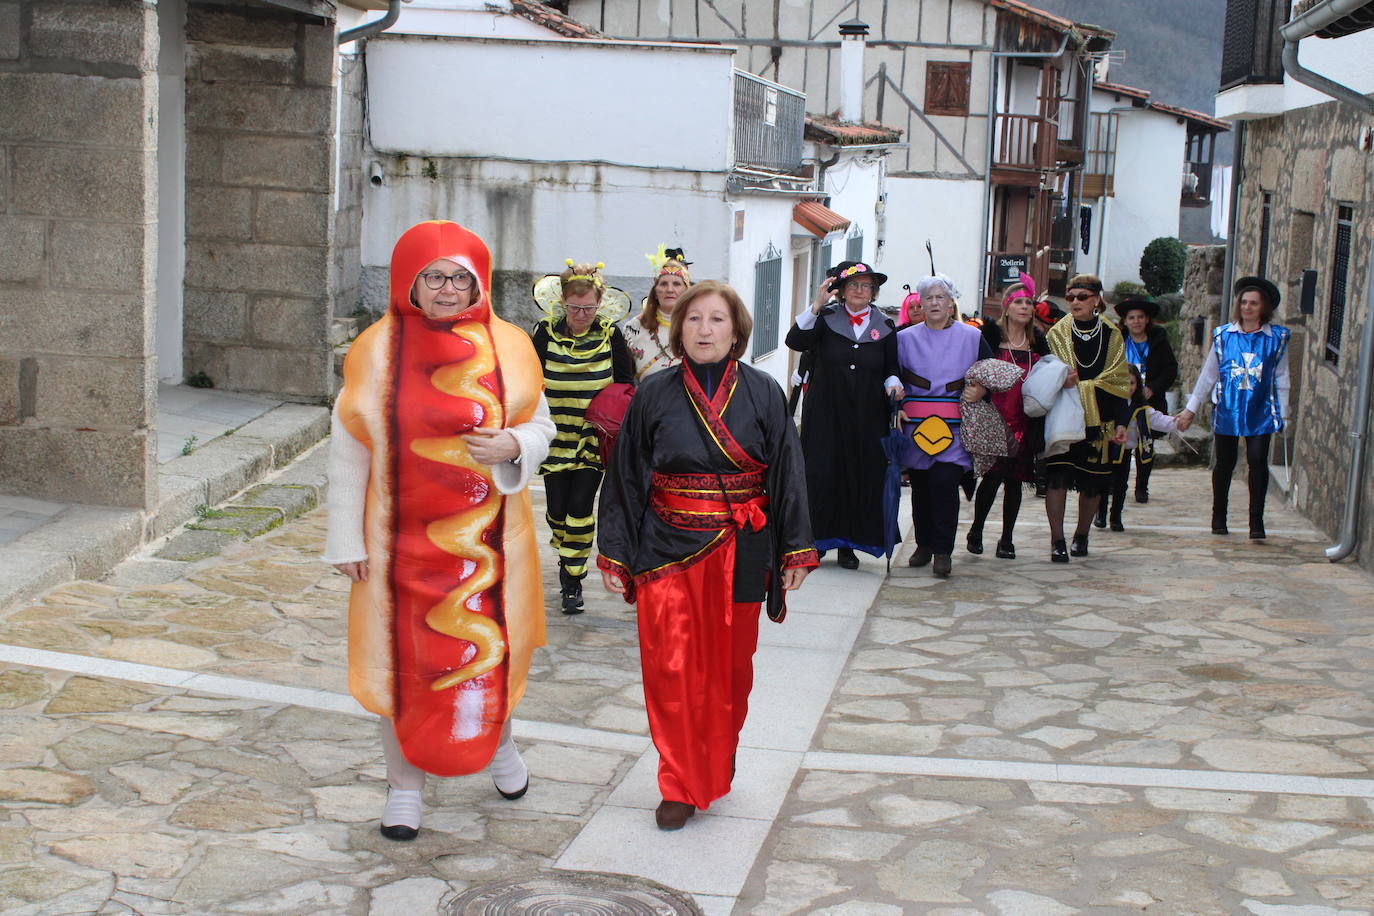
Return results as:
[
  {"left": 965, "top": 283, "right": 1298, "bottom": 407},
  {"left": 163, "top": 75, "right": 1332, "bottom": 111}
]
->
[
  {"left": 1220, "top": 0, "right": 1288, "bottom": 91},
  {"left": 733, "top": 71, "right": 806, "bottom": 173}
]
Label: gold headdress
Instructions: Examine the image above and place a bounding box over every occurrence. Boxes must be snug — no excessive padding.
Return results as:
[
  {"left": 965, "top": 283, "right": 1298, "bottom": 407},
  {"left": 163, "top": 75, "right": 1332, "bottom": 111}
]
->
[{"left": 645, "top": 244, "right": 692, "bottom": 282}]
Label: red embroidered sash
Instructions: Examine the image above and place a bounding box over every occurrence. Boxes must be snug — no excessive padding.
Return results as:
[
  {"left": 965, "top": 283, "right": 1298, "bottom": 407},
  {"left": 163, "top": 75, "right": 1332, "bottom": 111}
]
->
[{"left": 650, "top": 470, "right": 768, "bottom": 530}]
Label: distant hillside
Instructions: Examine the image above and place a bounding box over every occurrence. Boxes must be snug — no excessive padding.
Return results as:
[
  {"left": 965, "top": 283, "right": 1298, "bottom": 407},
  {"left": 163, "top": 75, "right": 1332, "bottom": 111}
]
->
[
  {"left": 1034, "top": 0, "right": 1231, "bottom": 242},
  {"left": 1032, "top": 0, "right": 1228, "bottom": 129}
]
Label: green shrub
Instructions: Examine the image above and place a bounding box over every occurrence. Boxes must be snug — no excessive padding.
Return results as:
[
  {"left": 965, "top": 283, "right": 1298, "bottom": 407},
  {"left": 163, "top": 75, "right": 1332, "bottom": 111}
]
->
[
  {"left": 1155, "top": 292, "right": 1184, "bottom": 321},
  {"left": 1111, "top": 280, "right": 1147, "bottom": 303},
  {"left": 1140, "top": 237, "right": 1186, "bottom": 297}
]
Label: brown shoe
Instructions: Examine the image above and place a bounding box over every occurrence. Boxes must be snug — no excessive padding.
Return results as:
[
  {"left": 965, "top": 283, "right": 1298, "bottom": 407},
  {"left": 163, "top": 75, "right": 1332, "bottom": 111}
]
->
[{"left": 655, "top": 800, "right": 696, "bottom": 831}]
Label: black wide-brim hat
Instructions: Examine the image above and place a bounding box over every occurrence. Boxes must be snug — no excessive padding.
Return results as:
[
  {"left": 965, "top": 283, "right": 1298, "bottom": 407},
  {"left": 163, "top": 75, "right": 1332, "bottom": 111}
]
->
[
  {"left": 832, "top": 260, "right": 888, "bottom": 291},
  {"left": 1114, "top": 297, "right": 1160, "bottom": 320},
  {"left": 1233, "top": 275, "right": 1281, "bottom": 309}
]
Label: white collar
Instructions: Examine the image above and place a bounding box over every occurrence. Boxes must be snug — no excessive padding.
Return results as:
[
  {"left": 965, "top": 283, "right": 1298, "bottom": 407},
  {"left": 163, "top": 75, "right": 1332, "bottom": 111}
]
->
[{"left": 1225, "top": 322, "right": 1274, "bottom": 336}]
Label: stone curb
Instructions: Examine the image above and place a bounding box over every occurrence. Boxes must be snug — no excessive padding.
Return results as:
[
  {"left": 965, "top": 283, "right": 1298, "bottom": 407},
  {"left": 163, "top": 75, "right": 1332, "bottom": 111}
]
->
[
  {"left": 155, "top": 478, "right": 323, "bottom": 561},
  {"left": 0, "top": 403, "right": 330, "bottom": 612}
]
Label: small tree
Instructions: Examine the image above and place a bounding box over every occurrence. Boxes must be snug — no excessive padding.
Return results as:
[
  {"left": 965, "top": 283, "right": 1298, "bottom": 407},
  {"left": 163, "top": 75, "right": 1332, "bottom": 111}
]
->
[{"left": 1139, "top": 237, "right": 1186, "bottom": 297}]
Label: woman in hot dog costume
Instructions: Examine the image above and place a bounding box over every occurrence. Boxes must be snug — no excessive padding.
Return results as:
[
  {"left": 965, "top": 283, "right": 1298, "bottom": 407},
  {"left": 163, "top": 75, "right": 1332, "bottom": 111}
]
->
[{"left": 325, "top": 220, "right": 556, "bottom": 841}]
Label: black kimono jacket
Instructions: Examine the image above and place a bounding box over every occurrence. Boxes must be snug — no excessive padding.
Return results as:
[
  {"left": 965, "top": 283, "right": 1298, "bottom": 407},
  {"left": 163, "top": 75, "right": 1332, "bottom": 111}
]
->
[
  {"left": 784, "top": 306, "right": 898, "bottom": 553},
  {"left": 597, "top": 360, "right": 815, "bottom": 601}
]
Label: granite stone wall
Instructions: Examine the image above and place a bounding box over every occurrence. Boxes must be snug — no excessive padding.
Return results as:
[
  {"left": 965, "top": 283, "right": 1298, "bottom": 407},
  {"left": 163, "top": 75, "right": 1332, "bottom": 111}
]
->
[
  {"left": 0, "top": 0, "right": 159, "bottom": 508},
  {"left": 333, "top": 50, "right": 364, "bottom": 321},
  {"left": 181, "top": 4, "right": 336, "bottom": 400},
  {"left": 1230, "top": 100, "right": 1374, "bottom": 568},
  {"left": 1179, "top": 244, "right": 1226, "bottom": 423}
]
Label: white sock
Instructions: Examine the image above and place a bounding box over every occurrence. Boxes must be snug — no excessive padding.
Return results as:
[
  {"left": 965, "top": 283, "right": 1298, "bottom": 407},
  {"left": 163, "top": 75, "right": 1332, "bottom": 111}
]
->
[
  {"left": 489, "top": 734, "right": 528, "bottom": 795},
  {"left": 381, "top": 788, "right": 422, "bottom": 829}
]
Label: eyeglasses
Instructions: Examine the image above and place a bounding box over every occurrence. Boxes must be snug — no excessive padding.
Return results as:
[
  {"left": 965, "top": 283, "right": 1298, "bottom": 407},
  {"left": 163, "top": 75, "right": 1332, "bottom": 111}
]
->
[
  {"left": 419, "top": 271, "right": 475, "bottom": 291},
  {"left": 1065, "top": 292, "right": 1097, "bottom": 302},
  {"left": 566, "top": 304, "right": 600, "bottom": 315},
  {"left": 846, "top": 281, "right": 876, "bottom": 291}
]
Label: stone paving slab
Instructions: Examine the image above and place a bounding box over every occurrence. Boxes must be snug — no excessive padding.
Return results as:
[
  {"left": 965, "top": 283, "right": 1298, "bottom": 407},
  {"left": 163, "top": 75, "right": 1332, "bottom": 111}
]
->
[
  {"left": 4, "top": 465, "right": 1374, "bottom": 914},
  {"left": 0, "top": 663, "right": 635, "bottom": 916},
  {"left": 817, "top": 468, "right": 1374, "bottom": 778},
  {"left": 735, "top": 766, "right": 1374, "bottom": 914},
  {"left": 0, "top": 404, "right": 330, "bottom": 616}
]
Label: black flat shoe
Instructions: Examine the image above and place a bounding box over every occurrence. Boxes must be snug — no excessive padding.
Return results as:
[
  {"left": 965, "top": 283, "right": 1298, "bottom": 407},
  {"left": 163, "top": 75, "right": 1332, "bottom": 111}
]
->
[
  {"left": 1092, "top": 515, "right": 1107, "bottom": 529},
  {"left": 379, "top": 824, "right": 418, "bottom": 841},
  {"left": 837, "top": 547, "right": 859, "bottom": 569},
  {"left": 495, "top": 777, "right": 529, "bottom": 801},
  {"left": 655, "top": 800, "right": 696, "bottom": 831},
  {"left": 1135, "top": 490, "right": 1149, "bottom": 504},
  {"left": 995, "top": 539, "right": 1015, "bottom": 559},
  {"left": 1249, "top": 522, "right": 1266, "bottom": 540},
  {"left": 932, "top": 554, "right": 952, "bottom": 578},
  {"left": 965, "top": 531, "right": 983, "bottom": 555},
  {"left": 908, "top": 549, "right": 932, "bottom": 568},
  {"left": 1070, "top": 533, "right": 1089, "bottom": 557},
  {"left": 1050, "top": 539, "right": 1069, "bottom": 563},
  {"left": 1109, "top": 517, "right": 1124, "bottom": 532}
]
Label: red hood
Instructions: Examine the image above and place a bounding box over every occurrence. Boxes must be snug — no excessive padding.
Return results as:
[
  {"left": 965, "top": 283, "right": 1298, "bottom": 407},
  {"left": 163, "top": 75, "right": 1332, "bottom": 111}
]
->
[{"left": 389, "top": 220, "right": 493, "bottom": 323}]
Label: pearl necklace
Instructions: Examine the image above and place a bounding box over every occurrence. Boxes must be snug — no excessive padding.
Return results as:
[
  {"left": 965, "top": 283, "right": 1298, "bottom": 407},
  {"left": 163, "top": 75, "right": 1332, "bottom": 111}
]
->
[{"left": 1070, "top": 318, "right": 1105, "bottom": 368}]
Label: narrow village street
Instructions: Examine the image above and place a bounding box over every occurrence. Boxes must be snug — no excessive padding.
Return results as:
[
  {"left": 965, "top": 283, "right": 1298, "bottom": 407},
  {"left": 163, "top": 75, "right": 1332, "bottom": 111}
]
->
[{"left": 3, "top": 444, "right": 1374, "bottom": 915}]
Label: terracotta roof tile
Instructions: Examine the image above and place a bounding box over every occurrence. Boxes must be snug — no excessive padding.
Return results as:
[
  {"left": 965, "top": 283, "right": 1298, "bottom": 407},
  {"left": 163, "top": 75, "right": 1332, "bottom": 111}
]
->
[
  {"left": 506, "top": 0, "right": 602, "bottom": 39},
  {"left": 805, "top": 113, "right": 903, "bottom": 146},
  {"left": 793, "top": 201, "right": 851, "bottom": 238},
  {"left": 988, "top": 0, "right": 1115, "bottom": 39},
  {"left": 1095, "top": 81, "right": 1151, "bottom": 101},
  {"left": 1148, "top": 100, "right": 1232, "bottom": 131}
]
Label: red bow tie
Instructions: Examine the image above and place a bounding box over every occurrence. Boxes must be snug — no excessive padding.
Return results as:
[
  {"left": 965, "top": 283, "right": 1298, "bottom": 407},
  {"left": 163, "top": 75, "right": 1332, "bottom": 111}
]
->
[{"left": 848, "top": 310, "right": 869, "bottom": 327}]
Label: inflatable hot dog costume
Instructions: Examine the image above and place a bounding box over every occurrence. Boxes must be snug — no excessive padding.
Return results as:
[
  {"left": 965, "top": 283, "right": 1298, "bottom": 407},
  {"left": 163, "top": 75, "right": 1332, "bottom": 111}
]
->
[{"left": 332, "top": 221, "right": 548, "bottom": 776}]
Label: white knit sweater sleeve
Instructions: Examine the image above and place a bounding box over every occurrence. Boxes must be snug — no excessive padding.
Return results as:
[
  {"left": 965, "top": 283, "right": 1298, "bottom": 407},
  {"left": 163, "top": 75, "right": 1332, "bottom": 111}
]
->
[
  {"left": 490, "top": 393, "right": 556, "bottom": 495},
  {"left": 323, "top": 404, "right": 370, "bottom": 565}
]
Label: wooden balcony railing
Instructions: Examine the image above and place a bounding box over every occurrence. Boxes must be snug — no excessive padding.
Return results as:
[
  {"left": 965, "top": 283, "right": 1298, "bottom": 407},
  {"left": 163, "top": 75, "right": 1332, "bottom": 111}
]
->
[{"left": 993, "top": 114, "right": 1056, "bottom": 171}]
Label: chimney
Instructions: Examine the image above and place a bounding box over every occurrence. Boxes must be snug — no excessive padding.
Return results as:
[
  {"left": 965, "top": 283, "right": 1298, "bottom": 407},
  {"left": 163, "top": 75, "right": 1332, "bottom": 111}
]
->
[{"left": 838, "top": 18, "right": 869, "bottom": 123}]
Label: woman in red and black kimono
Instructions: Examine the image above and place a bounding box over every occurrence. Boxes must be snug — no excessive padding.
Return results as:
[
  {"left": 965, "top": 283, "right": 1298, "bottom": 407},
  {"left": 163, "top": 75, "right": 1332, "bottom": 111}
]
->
[{"left": 597, "top": 281, "right": 818, "bottom": 831}]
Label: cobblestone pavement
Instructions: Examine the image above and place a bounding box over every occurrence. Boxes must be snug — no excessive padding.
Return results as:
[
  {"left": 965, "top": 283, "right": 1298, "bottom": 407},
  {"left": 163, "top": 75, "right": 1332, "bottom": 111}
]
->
[{"left": 2, "top": 468, "right": 1373, "bottom": 914}]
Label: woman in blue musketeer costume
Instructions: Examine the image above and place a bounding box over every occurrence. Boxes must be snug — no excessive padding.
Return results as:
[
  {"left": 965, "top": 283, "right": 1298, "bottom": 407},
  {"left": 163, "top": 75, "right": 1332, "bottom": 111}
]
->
[{"left": 1178, "top": 276, "right": 1290, "bottom": 539}]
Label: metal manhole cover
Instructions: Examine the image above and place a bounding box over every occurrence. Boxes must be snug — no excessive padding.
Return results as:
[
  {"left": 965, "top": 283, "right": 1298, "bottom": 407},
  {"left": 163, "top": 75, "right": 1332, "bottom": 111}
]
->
[{"left": 444, "top": 871, "right": 701, "bottom": 915}]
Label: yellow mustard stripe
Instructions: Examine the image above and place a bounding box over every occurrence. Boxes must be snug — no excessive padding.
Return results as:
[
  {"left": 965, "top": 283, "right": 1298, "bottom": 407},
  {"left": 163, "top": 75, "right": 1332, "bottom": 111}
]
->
[{"left": 411, "top": 320, "right": 508, "bottom": 692}]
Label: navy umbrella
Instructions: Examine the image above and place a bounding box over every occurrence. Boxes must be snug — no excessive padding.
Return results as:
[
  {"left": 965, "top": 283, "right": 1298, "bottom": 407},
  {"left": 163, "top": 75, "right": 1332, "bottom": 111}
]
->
[{"left": 879, "top": 402, "right": 907, "bottom": 572}]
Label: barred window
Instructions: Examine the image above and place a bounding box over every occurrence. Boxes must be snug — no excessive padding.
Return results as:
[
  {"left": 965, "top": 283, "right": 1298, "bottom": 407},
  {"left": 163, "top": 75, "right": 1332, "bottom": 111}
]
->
[
  {"left": 1257, "top": 191, "right": 1272, "bottom": 279},
  {"left": 1325, "top": 205, "right": 1354, "bottom": 366},
  {"left": 846, "top": 228, "right": 864, "bottom": 263},
  {"left": 814, "top": 239, "right": 833, "bottom": 297},
  {"left": 753, "top": 242, "right": 783, "bottom": 360}
]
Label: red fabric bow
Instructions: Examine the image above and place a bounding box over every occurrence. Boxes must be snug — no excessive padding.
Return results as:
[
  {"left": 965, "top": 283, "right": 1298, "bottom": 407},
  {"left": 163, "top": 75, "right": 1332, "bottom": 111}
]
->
[
  {"left": 732, "top": 500, "right": 768, "bottom": 532},
  {"left": 848, "top": 309, "right": 869, "bottom": 327}
]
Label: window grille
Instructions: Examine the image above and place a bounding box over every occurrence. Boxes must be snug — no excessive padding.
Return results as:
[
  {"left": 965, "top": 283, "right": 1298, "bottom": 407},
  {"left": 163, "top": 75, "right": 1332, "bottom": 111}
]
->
[
  {"left": 1258, "top": 191, "right": 1272, "bottom": 279},
  {"left": 753, "top": 242, "right": 783, "bottom": 360},
  {"left": 734, "top": 71, "right": 805, "bottom": 173},
  {"left": 1325, "top": 205, "right": 1354, "bottom": 366},
  {"left": 846, "top": 229, "right": 864, "bottom": 263},
  {"left": 814, "top": 239, "right": 833, "bottom": 296}
]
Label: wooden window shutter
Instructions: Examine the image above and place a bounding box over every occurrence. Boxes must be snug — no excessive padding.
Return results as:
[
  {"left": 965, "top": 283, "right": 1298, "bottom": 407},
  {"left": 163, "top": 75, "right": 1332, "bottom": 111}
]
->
[{"left": 925, "top": 61, "right": 971, "bottom": 117}]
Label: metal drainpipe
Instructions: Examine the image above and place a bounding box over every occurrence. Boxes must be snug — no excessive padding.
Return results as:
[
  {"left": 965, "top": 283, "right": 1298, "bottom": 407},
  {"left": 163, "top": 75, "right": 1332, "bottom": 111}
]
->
[
  {"left": 1274, "top": 7, "right": 1374, "bottom": 561},
  {"left": 1327, "top": 233, "right": 1374, "bottom": 561},
  {"left": 1220, "top": 120, "right": 1245, "bottom": 325},
  {"left": 338, "top": 0, "right": 401, "bottom": 46},
  {"left": 978, "top": 33, "right": 1072, "bottom": 301}
]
